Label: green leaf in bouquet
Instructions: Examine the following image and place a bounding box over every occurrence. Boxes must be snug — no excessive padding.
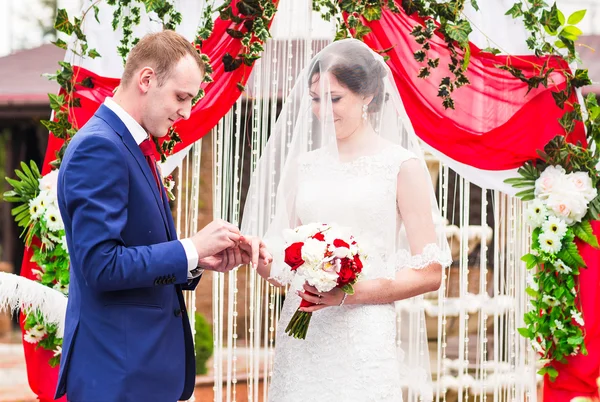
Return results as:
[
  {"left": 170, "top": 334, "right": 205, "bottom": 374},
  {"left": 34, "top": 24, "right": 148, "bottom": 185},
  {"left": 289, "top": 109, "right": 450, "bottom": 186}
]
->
[
  {"left": 518, "top": 327, "right": 532, "bottom": 339},
  {"left": 14, "top": 169, "right": 37, "bottom": 190},
  {"left": 521, "top": 253, "right": 539, "bottom": 269},
  {"left": 13, "top": 208, "right": 31, "bottom": 224},
  {"left": 557, "top": 239, "right": 586, "bottom": 269},
  {"left": 532, "top": 227, "right": 541, "bottom": 248},
  {"left": 48, "top": 355, "right": 61, "bottom": 367},
  {"left": 587, "top": 195, "right": 600, "bottom": 220},
  {"left": 21, "top": 161, "right": 41, "bottom": 180},
  {"left": 11, "top": 203, "right": 29, "bottom": 216},
  {"left": 515, "top": 188, "right": 535, "bottom": 201},
  {"left": 572, "top": 221, "right": 599, "bottom": 248},
  {"left": 23, "top": 312, "right": 39, "bottom": 330},
  {"left": 503, "top": 178, "right": 535, "bottom": 188},
  {"left": 341, "top": 284, "right": 355, "bottom": 295},
  {"left": 525, "top": 286, "right": 538, "bottom": 299}
]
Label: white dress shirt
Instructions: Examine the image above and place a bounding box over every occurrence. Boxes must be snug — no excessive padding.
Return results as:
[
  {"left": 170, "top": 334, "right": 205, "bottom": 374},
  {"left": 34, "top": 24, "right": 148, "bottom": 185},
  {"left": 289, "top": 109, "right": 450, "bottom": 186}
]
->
[{"left": 104, "top": 98, "right": 200, "bottom": 279}]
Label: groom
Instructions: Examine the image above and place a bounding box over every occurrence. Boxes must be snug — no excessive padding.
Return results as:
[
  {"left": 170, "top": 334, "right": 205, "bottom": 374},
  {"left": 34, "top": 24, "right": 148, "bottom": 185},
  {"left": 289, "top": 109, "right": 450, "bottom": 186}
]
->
[{"left": 55, "top": 31, "right": 268, "bottom": 401}]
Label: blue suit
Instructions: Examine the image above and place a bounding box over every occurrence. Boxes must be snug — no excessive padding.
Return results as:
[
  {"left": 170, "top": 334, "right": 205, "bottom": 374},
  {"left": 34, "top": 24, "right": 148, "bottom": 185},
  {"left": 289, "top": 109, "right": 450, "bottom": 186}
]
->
[{"left": 55, "top": 105, "right": 200, "bottom": 401}]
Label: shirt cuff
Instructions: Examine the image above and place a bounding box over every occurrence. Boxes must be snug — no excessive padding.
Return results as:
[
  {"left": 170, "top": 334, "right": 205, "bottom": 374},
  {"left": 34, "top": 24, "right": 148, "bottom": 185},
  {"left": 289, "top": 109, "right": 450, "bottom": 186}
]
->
[{"left": 180, "top": 238, "right": 200, "bottom": 279}]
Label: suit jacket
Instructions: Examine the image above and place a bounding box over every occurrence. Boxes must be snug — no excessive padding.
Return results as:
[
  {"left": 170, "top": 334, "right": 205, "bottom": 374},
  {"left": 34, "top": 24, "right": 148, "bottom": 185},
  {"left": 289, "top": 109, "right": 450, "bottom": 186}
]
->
[{"left": 55, "top": 105, "right": 200, "bottom": 401}]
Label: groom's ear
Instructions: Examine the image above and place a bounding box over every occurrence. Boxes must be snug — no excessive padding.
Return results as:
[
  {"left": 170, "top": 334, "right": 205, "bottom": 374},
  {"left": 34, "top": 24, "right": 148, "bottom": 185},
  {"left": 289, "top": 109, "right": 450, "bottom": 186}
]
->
[{"left": 137, "top": 67, "right": 155, "bottom": 94}]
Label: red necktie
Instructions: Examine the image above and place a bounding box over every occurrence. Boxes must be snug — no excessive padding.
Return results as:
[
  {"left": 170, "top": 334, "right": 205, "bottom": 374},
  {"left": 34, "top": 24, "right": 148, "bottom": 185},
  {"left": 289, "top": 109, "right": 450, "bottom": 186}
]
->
[{"left": 139, "top": 139, "right": 162, "bottom": 194}]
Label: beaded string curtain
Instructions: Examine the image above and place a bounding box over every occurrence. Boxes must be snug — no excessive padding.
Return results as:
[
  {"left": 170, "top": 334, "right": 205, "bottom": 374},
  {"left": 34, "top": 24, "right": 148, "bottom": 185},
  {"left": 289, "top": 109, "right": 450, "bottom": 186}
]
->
[{"left": 171, "top": 1, "right": 537, "bottom": 400}]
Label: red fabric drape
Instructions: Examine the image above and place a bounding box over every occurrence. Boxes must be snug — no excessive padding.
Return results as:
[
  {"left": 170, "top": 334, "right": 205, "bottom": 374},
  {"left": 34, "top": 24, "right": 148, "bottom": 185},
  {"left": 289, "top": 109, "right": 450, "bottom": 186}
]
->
[
  {"left": 542, "top": 221, "right": 600, "bottom": 401},
  {"left": 20, "top": 2, "right": 276, "bottom": 399},
  {"left": 359, "top": 8, "right": 586, "bottom": 170}
]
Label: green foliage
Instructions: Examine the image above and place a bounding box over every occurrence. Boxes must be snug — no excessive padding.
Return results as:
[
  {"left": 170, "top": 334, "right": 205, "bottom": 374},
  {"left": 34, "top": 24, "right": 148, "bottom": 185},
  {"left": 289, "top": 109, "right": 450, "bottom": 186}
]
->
[
  {"left": 209, "top": 0, "right": 278, "bottom": 90},
  {"left": 3, "top": 161, "right": 42, "bottom": 245},
  {"left": 194, "top": 313, "right": 214, "bottom": 375}
]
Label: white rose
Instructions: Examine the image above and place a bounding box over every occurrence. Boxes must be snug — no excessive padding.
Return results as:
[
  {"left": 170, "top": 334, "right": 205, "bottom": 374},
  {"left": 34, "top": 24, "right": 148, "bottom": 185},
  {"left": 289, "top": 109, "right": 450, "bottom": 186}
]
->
[
  {"left": 301, "top": 238, "right": 328, "bottom": 266},
  {"left": 282, "top": 228, "right": 303, "bottom": 244},
  {"left": 323, "top": 225, "right": 351, "bottom": 243},
  {"left": 298, "top": 223, "right": 326, "bottom": 239},
  {"left": 535, "top": 165, "right": 566, "bottom": 199},
  {"left": 568, "top": 171, "right": 597, "bottom": 202},
  {"left": 333, "top": 247, "right": 350, "bottom": 259},
  {"left": 546, "top": 190, "right": 587, "bottom": 225},
  {"left": 39, "top": 169, "right": 59, "bottom": 192},
  {"left": 304, "top": 269, "right": 338, "bottom": 293}
]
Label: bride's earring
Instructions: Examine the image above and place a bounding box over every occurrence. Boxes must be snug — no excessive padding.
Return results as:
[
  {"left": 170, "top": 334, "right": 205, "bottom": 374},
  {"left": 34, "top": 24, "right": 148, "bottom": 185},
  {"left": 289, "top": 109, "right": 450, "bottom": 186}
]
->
[{"left": 362, "top": 104, "right": 368, "bottom": 121}]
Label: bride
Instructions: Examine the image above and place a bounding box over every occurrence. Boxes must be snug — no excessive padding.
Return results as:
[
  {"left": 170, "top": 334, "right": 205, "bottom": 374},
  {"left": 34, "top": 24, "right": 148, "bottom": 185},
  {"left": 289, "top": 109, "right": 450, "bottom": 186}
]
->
[{"left": 241, "top": 39, "right": 452, "bottom": 401}]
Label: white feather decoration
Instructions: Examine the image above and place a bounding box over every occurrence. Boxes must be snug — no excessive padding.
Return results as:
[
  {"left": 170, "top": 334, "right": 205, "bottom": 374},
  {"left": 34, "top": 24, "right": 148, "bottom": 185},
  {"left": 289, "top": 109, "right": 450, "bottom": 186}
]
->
[{"left": 0, "top": 272, "right": 68, "bottom": 337}]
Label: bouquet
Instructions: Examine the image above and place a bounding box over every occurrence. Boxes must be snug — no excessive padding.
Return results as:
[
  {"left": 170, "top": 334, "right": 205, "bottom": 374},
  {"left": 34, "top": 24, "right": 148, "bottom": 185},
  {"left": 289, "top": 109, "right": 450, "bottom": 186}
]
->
[{"left": 282, "top": 223, "right": 365, "bottom": 339}]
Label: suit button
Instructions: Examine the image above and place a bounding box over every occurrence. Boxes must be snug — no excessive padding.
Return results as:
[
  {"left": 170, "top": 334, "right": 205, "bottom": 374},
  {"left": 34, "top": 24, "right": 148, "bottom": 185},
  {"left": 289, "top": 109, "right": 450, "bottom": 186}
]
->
[{"left": 174, "top": 308, "right": 182, "bottom": 317}]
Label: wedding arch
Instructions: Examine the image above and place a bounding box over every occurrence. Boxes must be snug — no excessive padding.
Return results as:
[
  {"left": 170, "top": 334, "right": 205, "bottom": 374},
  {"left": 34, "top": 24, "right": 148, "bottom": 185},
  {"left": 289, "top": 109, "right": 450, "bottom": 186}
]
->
[{"left": 3, "top": 0, "right": 599, "bottom": 401}]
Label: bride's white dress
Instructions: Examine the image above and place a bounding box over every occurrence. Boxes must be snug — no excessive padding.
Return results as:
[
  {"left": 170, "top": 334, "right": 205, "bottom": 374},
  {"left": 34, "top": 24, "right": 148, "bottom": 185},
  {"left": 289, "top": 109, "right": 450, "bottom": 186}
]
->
[{"left": 268, "top": 145, "right": 417, "bottom": 402}]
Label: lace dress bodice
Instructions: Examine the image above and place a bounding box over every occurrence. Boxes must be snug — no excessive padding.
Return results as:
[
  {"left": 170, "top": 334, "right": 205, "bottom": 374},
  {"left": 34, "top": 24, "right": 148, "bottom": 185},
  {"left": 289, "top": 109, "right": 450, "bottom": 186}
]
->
[{"left": 267, "top": 145, "right": 417, "bottom": 402}]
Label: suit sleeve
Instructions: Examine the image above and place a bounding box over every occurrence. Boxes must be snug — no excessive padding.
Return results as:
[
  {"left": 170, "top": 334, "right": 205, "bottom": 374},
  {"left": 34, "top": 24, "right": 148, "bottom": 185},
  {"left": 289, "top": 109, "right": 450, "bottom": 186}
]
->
[
  {"left": 61, "top": 134, "right": 189, "bottom": 291},
  {"left": 181, "top": 276, "right": 202, "bottom": 291}
]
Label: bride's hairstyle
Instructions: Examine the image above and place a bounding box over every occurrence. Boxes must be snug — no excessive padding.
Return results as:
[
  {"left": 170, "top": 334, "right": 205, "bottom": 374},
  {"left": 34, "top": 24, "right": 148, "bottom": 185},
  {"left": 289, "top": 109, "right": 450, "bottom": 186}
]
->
[{"left": 307, "top": 41, "right": 388, "bottom": 113}]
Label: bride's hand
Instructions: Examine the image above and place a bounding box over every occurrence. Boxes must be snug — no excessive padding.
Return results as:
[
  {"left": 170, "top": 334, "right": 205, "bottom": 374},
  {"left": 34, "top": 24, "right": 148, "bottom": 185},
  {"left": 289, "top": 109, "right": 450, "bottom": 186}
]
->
[
  {"left": 238, "top": 235, "right": 273, "bottom": 269},
  {"left": 298, "top": 284, "right": 346, "bottom": 312}
]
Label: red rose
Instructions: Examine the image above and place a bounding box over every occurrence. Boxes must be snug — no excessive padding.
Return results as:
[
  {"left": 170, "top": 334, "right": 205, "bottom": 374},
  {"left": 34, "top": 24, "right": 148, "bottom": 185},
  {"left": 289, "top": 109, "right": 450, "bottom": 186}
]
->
[
  {"left": 353, "top": 254, "right": 363, "bottom": 272},
  {"left": 333, "top": 239, "right": 350, "bottom": 248},
  {"left": 312, "top": 232, "right": 325, "bottom": 241},
  {"left": 338, "top": 258, "right": 356, "bottom": 285},
  {"left": 284, "top": 242, "right": 304, "bottom": 271}
]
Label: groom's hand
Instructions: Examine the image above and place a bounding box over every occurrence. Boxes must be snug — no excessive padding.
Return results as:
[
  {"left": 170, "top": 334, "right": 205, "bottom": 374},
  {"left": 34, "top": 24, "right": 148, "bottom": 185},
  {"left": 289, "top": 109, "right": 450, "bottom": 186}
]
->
[
  {"left": 198, "top": 247, "right": 244, "bottom": 273},
  {"left": 190, "top": 219, "right": 241, "bottom": 259}
]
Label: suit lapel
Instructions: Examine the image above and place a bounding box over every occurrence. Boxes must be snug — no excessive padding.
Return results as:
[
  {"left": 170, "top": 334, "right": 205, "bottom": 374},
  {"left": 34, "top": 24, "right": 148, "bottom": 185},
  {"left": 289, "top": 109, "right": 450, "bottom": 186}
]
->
[{"left": 95, "top": 105, "right": 170, "bottom": 233}]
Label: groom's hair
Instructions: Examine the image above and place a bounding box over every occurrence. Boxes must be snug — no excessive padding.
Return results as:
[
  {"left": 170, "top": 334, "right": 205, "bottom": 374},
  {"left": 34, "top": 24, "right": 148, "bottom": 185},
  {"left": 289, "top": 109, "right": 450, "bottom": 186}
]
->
[{"left": 121, "top": 30, "right": 204, "bottom": 88}]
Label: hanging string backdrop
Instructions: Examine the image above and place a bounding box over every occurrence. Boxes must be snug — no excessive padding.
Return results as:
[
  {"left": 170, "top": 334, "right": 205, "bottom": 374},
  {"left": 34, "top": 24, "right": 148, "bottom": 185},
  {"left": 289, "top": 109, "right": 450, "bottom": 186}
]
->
[{"left": 170, "top": 1, "right": 537, "bottom": 401}]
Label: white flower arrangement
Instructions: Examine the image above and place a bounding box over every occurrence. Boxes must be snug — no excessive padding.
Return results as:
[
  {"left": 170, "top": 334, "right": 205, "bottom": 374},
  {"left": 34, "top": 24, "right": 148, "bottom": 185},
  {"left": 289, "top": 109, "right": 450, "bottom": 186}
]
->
[
  {"left": 3, "top": 163, "right": 70, "bottom": 366},
  {"left": 510, "top": 162, "right": 600, "bottom": 381}
]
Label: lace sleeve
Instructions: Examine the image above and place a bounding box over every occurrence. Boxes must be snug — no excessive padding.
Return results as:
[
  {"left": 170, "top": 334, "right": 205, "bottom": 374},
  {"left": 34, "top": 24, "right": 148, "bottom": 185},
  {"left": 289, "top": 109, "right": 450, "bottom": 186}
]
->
[
  {"left": 263, "top": 237, "right": 295, "bottom": 286},
  {"left": 395, "top": 243, "right": 452, "bottom": 271}
]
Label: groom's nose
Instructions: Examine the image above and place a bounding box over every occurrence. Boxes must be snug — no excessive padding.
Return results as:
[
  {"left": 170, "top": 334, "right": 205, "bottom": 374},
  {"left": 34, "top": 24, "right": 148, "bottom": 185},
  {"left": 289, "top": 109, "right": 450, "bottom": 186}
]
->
[{"left": 178, "top": 104, "right": 192, "bottom": 120}]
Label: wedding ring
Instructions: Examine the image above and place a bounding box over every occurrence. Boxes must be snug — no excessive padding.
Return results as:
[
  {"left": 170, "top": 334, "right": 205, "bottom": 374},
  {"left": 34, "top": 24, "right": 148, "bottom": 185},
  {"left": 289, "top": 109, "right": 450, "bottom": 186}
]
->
[{"left": 318, "top": 294, "right": 323, "bottom": 298}]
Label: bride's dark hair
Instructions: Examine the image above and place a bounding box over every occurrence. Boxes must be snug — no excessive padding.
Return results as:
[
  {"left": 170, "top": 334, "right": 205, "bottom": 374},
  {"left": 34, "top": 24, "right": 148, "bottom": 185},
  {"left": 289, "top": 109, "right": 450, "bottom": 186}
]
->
[{"left": 308, "top": 41, "right": 388, "bottom": 113}]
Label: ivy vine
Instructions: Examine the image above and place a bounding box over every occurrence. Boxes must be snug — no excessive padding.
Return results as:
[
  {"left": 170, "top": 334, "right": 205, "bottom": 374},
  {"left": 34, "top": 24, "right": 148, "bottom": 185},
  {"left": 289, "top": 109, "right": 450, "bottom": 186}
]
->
[{"left": 203, "top": 0, "right": 277, "bottom": 91}]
